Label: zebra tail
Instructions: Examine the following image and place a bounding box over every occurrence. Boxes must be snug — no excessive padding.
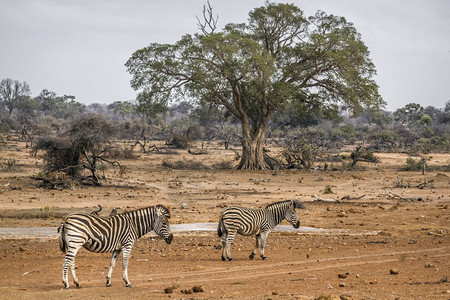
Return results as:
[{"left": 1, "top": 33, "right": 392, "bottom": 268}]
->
[
  {"left": 217, "top": 216, "right": 226, "bottom": 237},
  {"left": 57, "top": 222, "right": 67, "bottom": 253}
]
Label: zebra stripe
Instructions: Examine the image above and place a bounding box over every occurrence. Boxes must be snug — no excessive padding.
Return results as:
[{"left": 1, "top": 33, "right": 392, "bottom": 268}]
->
[
  {"left": 218, "top": 199, "right": 304, "bottom": 261},
  {"left": 58, "top": 205, "right": 173, "bottom": 289}
]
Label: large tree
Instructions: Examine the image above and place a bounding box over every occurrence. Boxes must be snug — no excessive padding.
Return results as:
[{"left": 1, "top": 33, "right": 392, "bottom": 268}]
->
[
  {"left": 126, "top": 2, "right": 383, "bottom": 169},
  {"left": 0, "top": 78, "right": 31, "bottom": 115}
]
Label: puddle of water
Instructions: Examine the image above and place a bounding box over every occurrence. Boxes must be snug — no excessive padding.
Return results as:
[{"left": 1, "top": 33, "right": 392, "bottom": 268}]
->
[{"left": 0, "top": 224, "right": 379, "bottom": 239}]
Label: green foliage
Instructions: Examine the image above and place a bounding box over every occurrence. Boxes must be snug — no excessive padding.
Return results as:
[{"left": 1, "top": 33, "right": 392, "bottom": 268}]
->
[
  {"left": 349, "top": 146, "right": 380, "bottom": 168},
  {"left": 0, "top": 78, "right": 31, "bottom": 115},
  {"left": 34, "top": 171, "right": 46, "bottom": 179},
  {"left": 126, "top": 2, "right": 383, "bottom": 169},
  {"left": 108, "top": 101, "right": 136, "bottom": 120},
  {"left": 400, "top": 157, "right": 424, "bottom": 171},
  {"left": 36, "top": 89, "right": 85, "bottom": 118},
  {"left": 394, "top": 103, "right": 424, "bottom": 125}
]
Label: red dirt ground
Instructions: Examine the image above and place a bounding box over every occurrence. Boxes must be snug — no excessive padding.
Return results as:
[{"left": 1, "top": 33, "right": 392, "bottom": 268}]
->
[{"left": 0, "top": 141, "right": 449, "bottom": 299}]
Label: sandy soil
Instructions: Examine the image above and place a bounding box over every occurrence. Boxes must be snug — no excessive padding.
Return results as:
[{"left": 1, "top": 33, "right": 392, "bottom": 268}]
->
[{"left": 0, "top": 140, "right": 449, "bottom": 299}]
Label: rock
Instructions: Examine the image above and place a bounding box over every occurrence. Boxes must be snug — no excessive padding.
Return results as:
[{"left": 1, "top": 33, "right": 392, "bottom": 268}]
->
[
  {"left": 272, "top": 291, "right": 279, "bottom": 295},
  {"left": 180, "top": 203, "right": 189, "bottom": 209},
  {"left": 192, "top": 285, "right": 204, "bottom": 293},
  {"left": 338, "top": 273, "right": 348, "bottom": 279},
  {"left": 315, "top": 295, "right": 341, "bottom": 300},
  {"left": 164, "top": 287, "right": 173, "bottom": 294},
  {"left": 390, "top": 268, "right": 399, "bottom": 275},
  {"left": 181, "top": 288, "right": 193, "bottom": 294},
  {"left": 339, "top": 283, "right": 345, "bottom": 287},
  {"left": 337, "top": 212, "right": 346, "bottom": 218},
  {"left": 424, "top": 262, "right": 435, "bottom": 268},
  {"left": 340, "top": 295, "right": 353, "bottom": 300}
]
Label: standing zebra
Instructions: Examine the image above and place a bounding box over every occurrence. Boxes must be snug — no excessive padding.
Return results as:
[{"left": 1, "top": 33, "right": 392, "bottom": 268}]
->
[
  {"left": 58, "top": 205, "right": 173, "bottom": 289},
  {"left": 218, "top": 199, "right": 304, "bottom": 261}
]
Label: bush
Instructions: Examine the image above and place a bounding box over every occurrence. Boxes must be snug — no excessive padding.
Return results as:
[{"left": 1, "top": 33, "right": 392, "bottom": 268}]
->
[
  {"left": 322, "top": 185, "right": 334, "bottom": 194},
  {"left": 1, "top": 157, "right": 17, "bottom": 172},
  {"left": 400, "top": 158, "right": 423, "bottom": 171},
  {"left": 211, "top": 160, "right": 234, "bottom": 169},
  {"left": 169, "top": 134, "right": 191, "bottom": 149},
  {"left": 32, "top": 114, "right": 122, "bottom": 186},
  {"left": 162, "top": 158, "right": 209, "bottom": 170},
  {"left": 105, "top": 145, "right": 137, "bottom": 159}
]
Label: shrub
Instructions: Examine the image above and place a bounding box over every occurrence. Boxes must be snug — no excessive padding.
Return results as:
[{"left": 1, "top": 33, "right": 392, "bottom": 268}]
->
[
  {"left": 322, "top": 185, "right": 334, "bottom": 194},
  {"left": 1, "top": 157, "right": 17, "bottom": 172},
  {"left": 211, "top": 160, "right": 234, "bottom": 169},
  {"left": 169, "top": 134, "right": 191, "bottom": 149},
  {"left": 400, "top": 158, "right": 423, "bottom": 171},
  {"left": 162, "top": 158, "right": 209, "bottom": 170}
]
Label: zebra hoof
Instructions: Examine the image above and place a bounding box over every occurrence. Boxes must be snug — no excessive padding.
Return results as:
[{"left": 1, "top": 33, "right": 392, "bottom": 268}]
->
[
  {"left": 106, "top": 283, "right": 111, "bottom": 287},
  {"left": 221, "top": 256, "right": 226, "bottom": 261},
  {"left": 126, "top": 283, "right": 132, "bottom": 288},
  {"left": 75, "top": 284, "right": 82, "bottom": 289},
  {"left": 227, "top": 257, "right": 233, "bottom": 261},
  {"left": 261, "top": 256, "right": 267, "bottom": 260},
  {"left": 249, "top": 254, "right": 255, "bottom": 260}
]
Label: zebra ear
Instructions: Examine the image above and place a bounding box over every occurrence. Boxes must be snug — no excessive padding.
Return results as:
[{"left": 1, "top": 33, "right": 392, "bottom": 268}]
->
[
  {"left": 156, "top": 205, "right": 171, "bottom": 218},
  {"left": 293, "top": 200, "right": 304, "bottom": 209}
]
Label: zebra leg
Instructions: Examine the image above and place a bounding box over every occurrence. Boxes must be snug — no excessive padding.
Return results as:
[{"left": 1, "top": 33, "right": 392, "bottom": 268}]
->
[
  {"left": 249, "top": 234, "right": 261, "bottom": 260},
  {"left": 221, "top": 234, "right": 227, "bottom": 261},
  {"left": 63, "top": 243, "right": 83, "bottom": 289},
  {"left": 121, "top": 247, "right": 133, "bottom": 287},
  {"left": 260, "top": 231, "right": 269, "bottom": 260},
  {"left": 106, "top": 250, "right": 121, "bottom": 287},
  {"left": 225, "top": 233, "right": 235, "bottom": 261}
]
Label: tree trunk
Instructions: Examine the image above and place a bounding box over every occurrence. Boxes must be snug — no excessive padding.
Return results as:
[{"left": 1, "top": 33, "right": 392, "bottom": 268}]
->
[{"left": 236, "top": 118, "right": 270, "bottom": 170}]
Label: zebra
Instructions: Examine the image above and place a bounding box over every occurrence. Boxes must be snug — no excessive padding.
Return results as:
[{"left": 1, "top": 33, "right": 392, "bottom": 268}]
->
[
  {"left": 217, "top": 199, "right": 304, "bottom": 261},
  {"left": 58, "top": 204, "right": 173, "bottom": 289}
]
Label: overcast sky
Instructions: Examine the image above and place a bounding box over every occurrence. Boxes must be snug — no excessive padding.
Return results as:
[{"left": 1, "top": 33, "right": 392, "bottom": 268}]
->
[{"left": 1, "top": 0, "right": 449, "bottom": 111}]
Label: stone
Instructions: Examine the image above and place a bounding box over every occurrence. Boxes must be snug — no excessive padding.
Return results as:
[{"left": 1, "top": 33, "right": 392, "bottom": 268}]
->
[
  {"left": 193, "top": 285, "right": 204, "bottom": 293},
  {"left": 390, "top": 268, "right": 399, "bottom": 275}
]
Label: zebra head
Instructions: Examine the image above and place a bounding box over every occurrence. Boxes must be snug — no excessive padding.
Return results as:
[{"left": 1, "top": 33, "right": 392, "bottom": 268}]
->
[
  {"left": 153, "top": 205, "right": 173, "bottom": 244},
  {"left": 286, "top": 200, "right": 304, "bottom": 229}
]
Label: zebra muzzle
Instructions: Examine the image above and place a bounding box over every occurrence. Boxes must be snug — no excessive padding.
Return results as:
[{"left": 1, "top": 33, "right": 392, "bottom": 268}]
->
[
  {"left": 294, "top": 220, "right": 300, "bottom": 229},
  {"left": 165, "top": 233, "right": 174, "bottom": 244}
]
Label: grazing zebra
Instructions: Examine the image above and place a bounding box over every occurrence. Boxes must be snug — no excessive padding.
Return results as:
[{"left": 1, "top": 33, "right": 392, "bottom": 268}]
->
[
  {"left": 58, "top": 205, "right": 173, "bottom": 289},
  {"left": 217, "top": 199, "right": 304, "bottom": 261}
]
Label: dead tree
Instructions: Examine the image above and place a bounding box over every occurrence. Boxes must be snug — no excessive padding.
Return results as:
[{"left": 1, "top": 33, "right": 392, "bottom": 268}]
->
[{"left": 33, "top": 115, "right": 124, "bottom": 187}]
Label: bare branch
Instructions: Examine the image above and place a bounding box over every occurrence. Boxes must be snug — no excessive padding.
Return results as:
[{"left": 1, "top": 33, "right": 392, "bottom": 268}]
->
[{"left": 196, "top": 0, "right": 218, "bottom": 35}]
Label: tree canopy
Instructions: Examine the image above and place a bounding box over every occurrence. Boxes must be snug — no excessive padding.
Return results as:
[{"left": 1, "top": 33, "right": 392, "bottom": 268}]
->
[{"left": 130, "top": 3, "right": 383, "bottom": 169}]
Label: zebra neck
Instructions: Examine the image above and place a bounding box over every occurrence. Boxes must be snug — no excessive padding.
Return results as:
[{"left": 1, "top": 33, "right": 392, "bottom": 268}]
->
[
  {"left": 265, "top": 203, "right": 288, "bottom": 226},
  {"left": 125, "top": 207, "right": 153, "bottom": 238}
]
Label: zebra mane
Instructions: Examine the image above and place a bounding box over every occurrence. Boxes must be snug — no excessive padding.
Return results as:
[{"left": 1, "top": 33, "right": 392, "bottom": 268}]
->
[
  {"left": 154, "top": 205, "right": 171, "bottom": 218},
  {"left": 120, "top": 205, "right": 171, "bottom": 219},
  {"left": 265, "top": 199, "right": 304, "bottom": 210}
]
